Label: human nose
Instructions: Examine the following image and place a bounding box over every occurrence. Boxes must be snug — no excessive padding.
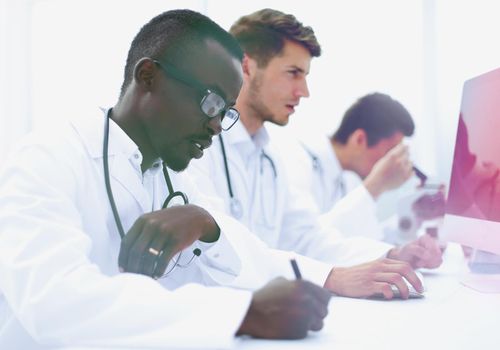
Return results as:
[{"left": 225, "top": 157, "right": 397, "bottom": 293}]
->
[
  {"left": 206, "top": 115, "right": 222, "bottom": 136},
  {"left": 295, "top": 78, "right": 310, "bottom": 98}
]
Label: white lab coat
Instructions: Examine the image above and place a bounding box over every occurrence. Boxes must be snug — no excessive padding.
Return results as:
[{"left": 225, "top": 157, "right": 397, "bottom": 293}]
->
[
  {"left": 0, "top": 108, "right": 331, "bottom": 349},
  {"left": 187, "top": 122, "right": 392, "bottom": 267},
  {"left": 277, "top": 133, "right": 384, "bottom": 241}
]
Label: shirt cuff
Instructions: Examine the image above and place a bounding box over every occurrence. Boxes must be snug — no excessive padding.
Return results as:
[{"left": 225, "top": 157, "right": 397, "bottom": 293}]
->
[{"left": 293, "top": 253, "right": 333, "bottom": 287}]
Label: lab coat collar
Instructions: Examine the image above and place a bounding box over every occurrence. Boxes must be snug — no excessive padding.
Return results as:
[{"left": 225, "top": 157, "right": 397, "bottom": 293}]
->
[
  {"left": 70, "top": 107, "right": 162, "bottom": 212},
  {"left": 223, "top": 121, "right": 270, "bottom": 159},
  {"left": 70, "top": 107, "right": 139, "bottom": 160},
  {"left": 322, "top": 136, "right": 343, "bottom": 180}
]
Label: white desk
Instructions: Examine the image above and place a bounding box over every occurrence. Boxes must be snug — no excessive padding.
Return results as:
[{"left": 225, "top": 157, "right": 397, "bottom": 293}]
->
[
  {"left": 58, "top": 244, "right": 500, "bottom": 350},
  {"left": 235, "top": 243, "right": 500, "bottom": 350}
]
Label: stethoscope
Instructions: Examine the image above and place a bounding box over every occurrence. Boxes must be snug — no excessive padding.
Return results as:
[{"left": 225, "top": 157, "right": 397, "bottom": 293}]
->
[
  {"left": 103, "top": 109, "right": 198, "bottom": 277},
  {"left": 300, "top": 142, "right": 346, "bottom": 204},
  {"left": 300, "top": 142, "right": 324, "bottom": 177},
  {"left": 218, "top": 134, "right": 277, "bottom": 228}
]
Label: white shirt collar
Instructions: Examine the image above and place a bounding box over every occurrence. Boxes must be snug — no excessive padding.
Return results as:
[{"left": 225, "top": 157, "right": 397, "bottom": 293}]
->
[{"left": 221, "top": 121, "right": 270, "bottom": 159}]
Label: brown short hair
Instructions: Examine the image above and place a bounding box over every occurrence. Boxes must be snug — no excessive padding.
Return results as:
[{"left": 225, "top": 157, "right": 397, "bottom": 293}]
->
[
  {"left": 229, "top": 8, "right": 321, "bottom": 67},
  {"left": 333, "top": 93, "right": 415, "bottom": 146}
]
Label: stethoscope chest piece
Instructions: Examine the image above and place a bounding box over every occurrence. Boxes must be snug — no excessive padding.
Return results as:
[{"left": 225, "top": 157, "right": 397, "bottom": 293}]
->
[{"left": 230, "top": 197, "right": 243, "bottom": 219}]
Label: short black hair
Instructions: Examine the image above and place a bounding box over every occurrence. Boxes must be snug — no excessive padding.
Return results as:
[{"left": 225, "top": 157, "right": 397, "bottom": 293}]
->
[
  {"left": 333, "top": 92, "right": 415, "bottom": 146},
  {"left": 229, "top": 8, "right": 321, "bottom": 67},
  {"left": 119, "top": 9, "right": 243, "bottom": 98}
]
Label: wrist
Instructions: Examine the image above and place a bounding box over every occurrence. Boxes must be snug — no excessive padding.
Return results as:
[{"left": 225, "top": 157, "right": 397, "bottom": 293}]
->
[
  {"left": 386, "top": 247, "right": 400, "bottom": 260},
  {"left": 324, "top": 267, "right": 342, "bottom": 294},
  {"left": 363, "top": 177, "right": 384, "bottom": 200},
  {"left": 199, "top": 209, "right": 220, "bottom": 243}
]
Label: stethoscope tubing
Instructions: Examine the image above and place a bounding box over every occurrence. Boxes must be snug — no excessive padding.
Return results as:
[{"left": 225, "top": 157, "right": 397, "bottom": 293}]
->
[{"left": 218, "top": 134, "right": 277, "bottom": 227}]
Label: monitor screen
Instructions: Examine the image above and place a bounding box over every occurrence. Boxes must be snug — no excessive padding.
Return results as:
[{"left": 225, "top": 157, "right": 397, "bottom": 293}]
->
[{"left": 442, "top": 67, "right": 500, "bottom": 255}]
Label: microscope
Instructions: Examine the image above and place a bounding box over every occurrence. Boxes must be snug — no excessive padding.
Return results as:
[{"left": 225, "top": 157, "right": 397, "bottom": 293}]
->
[{"left": 395, "top": 166, "right": 446, "bottom": 244}]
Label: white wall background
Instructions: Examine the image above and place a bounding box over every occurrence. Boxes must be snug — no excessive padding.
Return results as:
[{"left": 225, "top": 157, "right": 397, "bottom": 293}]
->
[{"left": 2, "top": 0, "right": 500, "bottom": 188}]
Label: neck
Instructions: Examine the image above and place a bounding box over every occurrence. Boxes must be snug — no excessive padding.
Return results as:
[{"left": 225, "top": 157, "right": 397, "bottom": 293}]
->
[
  {"left": 239, "top": 113, "right": 263, "bottom": 136},
  {"left": 235, "top": 88, "right": 263, "bottom": 136},
  {"left": 331, "top": 138, "right": 350, "bottom": 171},
  {"left": 111, "top": 100, "right": 157, "bottom": 173}
]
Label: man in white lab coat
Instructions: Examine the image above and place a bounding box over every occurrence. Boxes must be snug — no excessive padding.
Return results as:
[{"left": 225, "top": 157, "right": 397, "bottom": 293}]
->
[
  {"left": 188, "top": 8, "right": 442, "bottom": 299},
  {"left": 283, "top": 92, "right": 416, "bottom": 240},
  {"left": 0, "top": 10, "right": 333, "bottom": 349}
]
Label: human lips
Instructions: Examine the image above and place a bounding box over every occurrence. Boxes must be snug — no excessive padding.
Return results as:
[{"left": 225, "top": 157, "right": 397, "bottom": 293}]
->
[
  {"left": 285, "top": 101, "right": 299, "bottom": 114},
  {"left": 189, "top": 137, "right": 212, "bottom": 159}
]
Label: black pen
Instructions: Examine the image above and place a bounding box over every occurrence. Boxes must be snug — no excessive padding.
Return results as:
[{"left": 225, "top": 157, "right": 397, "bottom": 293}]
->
[{"left": 290, "top": 258, "right": 302, "bottom": 279}]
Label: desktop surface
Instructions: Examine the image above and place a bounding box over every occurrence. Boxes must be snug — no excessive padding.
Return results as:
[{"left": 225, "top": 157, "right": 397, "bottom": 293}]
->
[
  {"left": 237, "top": 243, "right": 500, "bottom": 350},
  {"left": 55, "top": 244, "right": 500, "bottom": 350}
]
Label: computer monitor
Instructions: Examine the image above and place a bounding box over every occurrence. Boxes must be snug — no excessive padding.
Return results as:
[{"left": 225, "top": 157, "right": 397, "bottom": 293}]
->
[{"left": 442, "top": 67, "right": 500, "bottom": 291}]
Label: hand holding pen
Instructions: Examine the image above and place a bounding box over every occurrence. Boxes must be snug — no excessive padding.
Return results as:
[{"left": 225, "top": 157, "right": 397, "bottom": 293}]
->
[{"left": 237, "top": 259, "right": 332, "bottom": 339}]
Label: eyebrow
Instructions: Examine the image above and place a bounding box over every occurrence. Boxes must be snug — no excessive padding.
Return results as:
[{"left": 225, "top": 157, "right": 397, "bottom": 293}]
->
[{"left": 287, "top": 65, "right": 308, "bottom": 75}]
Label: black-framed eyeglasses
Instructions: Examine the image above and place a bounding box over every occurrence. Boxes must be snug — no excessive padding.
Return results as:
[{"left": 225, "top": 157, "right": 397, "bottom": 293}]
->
[{"left": 152, "top": 59, "right": 240, "bottom": 131}]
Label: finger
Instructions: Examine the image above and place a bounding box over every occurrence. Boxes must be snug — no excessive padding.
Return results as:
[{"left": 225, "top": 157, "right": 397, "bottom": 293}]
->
[
  {"left": 389, "top": 142, "right": 406, "bottom": 156},
  {"left": 292, "top": 282, "right": 330, "bottom": 322},
  {"left": 141, "top": 232, "right": 171, "bottom": 277},
  {"left": 372, "top": 282, "right": 395, "bottom": 300},
  {"left": 118, "top": 217, "right": 146, "bottom": 271},
  {"left": 421, "top": 235, "right": 443, "bottom": 265},
  {"left": 126, "top": 223, "right": 157, "bottom": 274},
  {"left": 152, "top": 240, "right": 178, "bottom": 279},
  {"left": 308, "top": 294, "right": 330, "bottom": 320},
  {"left": 403, "top": 244, "right": 431, "bottom": 267},
  {"left": 414, "top": 251, "right": 442, "bottom": 269},
  {"left": 302, "top": 280, "right": 333, "bottom": 305},
  {"left": 414, "top": 236, "right": 443, "bottom": 268},
  {"left": 375, "top": 272, "right": 410, "bottom": 299},
  {"left": 421, "top": 234, "right": 441, "bottom": 251},
  {"left": 373, "top": 260, "right": 423, "bottom": 293},
  {"left": 309, "top": 317, "right": 324, "bottom": 332},
  {"left": 141, "top": 223, "right": 184, "bottom": 277},
  {"left": 153, "top": 251, "right": 179, "bottom": 279},
  {"left": 378, "top": 257, "right": 414, "bottom": 269},
  {"left": 405, "top": 160, "right": 414, "bottom": 176},
  {"left": 391, "top": 268, "right": 423, "bottom": 294},
  {"left": 289, "top": 322, "right": 309, "bottom": 340}
]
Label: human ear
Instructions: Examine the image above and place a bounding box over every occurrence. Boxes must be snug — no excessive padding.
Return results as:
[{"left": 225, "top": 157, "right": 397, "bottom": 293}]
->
[
  {"left": 133, "top": 58, "right": 156, "bottom": 90},
  {"left": 352, "top": 129, "right": 368, "bottom": 147},
  {"left": 242, "top": 54, "right": 257, "bottom": 78}
]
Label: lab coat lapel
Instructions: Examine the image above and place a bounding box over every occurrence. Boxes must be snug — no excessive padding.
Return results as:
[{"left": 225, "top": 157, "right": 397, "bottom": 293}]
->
[
  {"left": 109, "top": 154, "right": 151, "bottom": 213},
  {"left": 71, "top": 108, "right": 151, "bottom": 213}
]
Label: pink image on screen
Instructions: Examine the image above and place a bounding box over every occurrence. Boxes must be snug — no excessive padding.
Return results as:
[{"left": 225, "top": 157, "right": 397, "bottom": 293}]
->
[{"left": 446, "top": 74, "right": 500, "bottom": 223}]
